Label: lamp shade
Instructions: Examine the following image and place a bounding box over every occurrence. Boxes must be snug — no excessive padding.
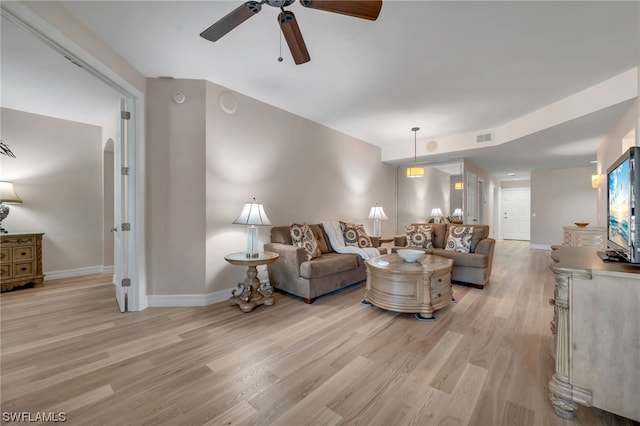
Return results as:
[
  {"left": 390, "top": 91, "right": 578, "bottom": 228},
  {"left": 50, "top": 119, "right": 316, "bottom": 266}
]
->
[
  {"left": 0, "top": 181, "right": 22, "bottom": 203},
  {"left": 233, "top": 198, "right": 271, "bottom": 226},
  {"left": 368, "top": 205, "right": 389, "bottom": 220},
  {"left": 406, "top": 166, "right": 425, "bottom": 178},
  {"left": 430, "top": 208, "right": 443, "bottom": 217},
  {"left": 453, "top": 208, "right": 463, "bottom": 217}
]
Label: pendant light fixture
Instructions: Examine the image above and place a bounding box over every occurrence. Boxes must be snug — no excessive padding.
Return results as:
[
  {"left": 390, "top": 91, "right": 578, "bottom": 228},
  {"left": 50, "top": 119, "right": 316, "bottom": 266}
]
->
[{"left": 407, "top": 127, "right": 424, "bottom": 178}]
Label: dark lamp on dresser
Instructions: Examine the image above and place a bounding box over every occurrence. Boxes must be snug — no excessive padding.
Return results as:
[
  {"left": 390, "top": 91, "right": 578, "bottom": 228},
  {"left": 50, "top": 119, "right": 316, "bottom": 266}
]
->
[{"left": 0, "top": 181, "right": 23, "bottom": 234}]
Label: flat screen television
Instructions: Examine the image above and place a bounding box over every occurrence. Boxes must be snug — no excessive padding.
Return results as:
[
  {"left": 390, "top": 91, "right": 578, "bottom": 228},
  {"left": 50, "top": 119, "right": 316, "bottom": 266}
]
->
[{"left": 607, "top": 146, "right": 640, "bottom": 263}]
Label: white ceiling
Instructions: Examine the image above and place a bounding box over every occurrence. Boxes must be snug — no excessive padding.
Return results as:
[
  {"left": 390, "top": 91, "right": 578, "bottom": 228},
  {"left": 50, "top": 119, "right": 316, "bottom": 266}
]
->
[{"left": 1, "top": 1, "right": 638, "bottom": 181}]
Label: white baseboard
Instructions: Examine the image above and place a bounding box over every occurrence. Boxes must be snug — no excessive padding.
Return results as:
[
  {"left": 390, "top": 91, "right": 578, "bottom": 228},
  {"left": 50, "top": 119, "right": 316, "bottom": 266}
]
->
[
  {"left": 147, "top": 287, "right": 234, "bottom": 307},
  {"left": 44, "top": 265, "right": 106, "bottom": 280},
  {"left": 530, "top": 243, "right": 552, "bottom": 250},
  {"left": 43, "top": 268, "right": 257, "bottom": 308}
]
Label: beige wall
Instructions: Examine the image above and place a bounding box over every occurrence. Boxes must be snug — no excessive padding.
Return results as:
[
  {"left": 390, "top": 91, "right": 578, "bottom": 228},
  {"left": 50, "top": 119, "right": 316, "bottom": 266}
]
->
[
  {"left": 102, "top": 142, "right": 114, "bottom": 268},
  {"left": 531, "top": 166, "right": 597, "bottom": 246},
  {"left": 597, "top": 99, "right": 639, "bottom": 227},
  {"left": 396, "top": 166, "right": 450, "bottom": 232},
  {"left": 146, "top": 79, "right": 207, "bottom": 296},
  {"left": 0, "top": 108, "right": 104, "bottom": 273},
  {"left": 144, "top": 79, "right": 395, "bottom": 296},
  {"left": 463, "top": 158, "right": 497, "bottom": 233},
  {"left": 205, "top": 81, "right": 396, "bottom": 293}
]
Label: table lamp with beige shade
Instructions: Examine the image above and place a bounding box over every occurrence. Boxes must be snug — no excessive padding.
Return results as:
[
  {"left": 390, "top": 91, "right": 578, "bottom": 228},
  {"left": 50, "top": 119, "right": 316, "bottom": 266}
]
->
[
  {"left": 0, "top": 181, "right": 22, "bottom": 234},
  {"left": 233, "top": 197, "right": 272, "bottom": 258}
]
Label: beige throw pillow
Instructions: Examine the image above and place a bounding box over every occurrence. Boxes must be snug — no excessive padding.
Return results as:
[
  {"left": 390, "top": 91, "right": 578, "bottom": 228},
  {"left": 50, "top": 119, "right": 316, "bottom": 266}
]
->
[
  {"left": 446, "top": 226, "right": 474, "bottom": 253},
  {"left": 290, "top": 223, "right": 322, "bottom": 260},
  {"left": 405, "top": 224, "right": 433, "bottom": 248},
  {"left": 339, "top": 221, "right": 373, "bottom": 247}
]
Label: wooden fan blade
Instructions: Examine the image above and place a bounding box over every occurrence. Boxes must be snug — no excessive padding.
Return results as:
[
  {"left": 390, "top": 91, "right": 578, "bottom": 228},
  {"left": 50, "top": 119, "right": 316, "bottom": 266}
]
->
[
  {"left": 278, "top": 11, "right": 311, "bottom": 65},
  {"left": 299, "top": 0, "right": 382, "bottom": 21},
  {"left": 200, "top": 1, "right": 262, "bottom": 42}
]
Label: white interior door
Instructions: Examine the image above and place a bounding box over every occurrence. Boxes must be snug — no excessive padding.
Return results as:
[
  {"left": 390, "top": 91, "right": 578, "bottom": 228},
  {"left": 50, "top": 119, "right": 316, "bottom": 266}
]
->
[
  {"left": 2, "top": 1, "right": 145, "bottom": 311},
  {"left": 113, "top": 98, "right": 129, "bottom": 312},
  {"left": 502, "top": 188, "right": 531, "bottom": 240}
]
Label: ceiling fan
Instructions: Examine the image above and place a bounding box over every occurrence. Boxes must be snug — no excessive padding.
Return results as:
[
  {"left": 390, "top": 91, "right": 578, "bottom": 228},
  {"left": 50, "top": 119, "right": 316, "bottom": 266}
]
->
[{"left": 200, "top": 0, "right": 383, "bottom": 65}]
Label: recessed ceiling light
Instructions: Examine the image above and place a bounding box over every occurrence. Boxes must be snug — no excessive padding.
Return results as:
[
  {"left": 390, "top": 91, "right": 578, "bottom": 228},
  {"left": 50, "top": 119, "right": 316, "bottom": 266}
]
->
[
  {"left": 590, "top": 160, "right": 597, "bottom": 164},
  {"left": 507, "top": 173, "right": 515, "bottom": 176}
]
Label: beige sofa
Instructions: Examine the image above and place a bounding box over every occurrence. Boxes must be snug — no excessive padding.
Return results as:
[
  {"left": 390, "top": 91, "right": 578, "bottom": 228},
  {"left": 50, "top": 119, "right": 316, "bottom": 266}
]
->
[
  {"left": 393, "top": 223, "right": 495, "bottom": 288},
  {"left": 265, "top": 223, "right": 387, "bottom": 303}
]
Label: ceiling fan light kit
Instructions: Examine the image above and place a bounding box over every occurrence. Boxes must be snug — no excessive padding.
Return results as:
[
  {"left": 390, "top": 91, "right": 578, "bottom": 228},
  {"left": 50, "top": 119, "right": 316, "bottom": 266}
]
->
[{"left": 200, "top": 0, "right": 382, "bottom": 65}]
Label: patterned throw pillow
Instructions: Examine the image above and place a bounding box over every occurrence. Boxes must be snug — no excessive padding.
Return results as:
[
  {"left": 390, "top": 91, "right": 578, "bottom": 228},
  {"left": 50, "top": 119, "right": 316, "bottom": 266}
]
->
[
  {"left": 405, "top": 224, "right": 433, "bottom": 248},
  {"left": 290, "top": 223, "right": 322, "bottom": 260},
  {"left": 446, "top": 226, "right": 474, "bottom": 253},
  {"left": 339, "top": 221, "right": 373, "bottom": 248}
]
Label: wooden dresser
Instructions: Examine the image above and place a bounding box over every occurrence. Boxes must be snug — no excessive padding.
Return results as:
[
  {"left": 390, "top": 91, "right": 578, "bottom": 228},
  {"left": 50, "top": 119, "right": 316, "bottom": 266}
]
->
[
  {"left": 549, "top": 246, "right": 639, "bottom": 421},
  {"left": 0, "top": 232, "right": 45, "bottom": 292},
  {"left": 562, "top": 226, "right": 605, "bottom": 248}
]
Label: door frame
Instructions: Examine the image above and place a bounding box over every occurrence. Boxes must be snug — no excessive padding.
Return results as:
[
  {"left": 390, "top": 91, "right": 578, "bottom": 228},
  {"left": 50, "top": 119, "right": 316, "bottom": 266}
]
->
[{"left": 3, "top": 1, "right": 147, "bottom": 310}]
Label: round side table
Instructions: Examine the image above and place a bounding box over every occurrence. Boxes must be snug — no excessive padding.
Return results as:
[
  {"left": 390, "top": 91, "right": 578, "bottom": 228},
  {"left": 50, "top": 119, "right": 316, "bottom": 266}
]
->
[{"left": 224, "top": 251, "right": 279, "bottom": 313}]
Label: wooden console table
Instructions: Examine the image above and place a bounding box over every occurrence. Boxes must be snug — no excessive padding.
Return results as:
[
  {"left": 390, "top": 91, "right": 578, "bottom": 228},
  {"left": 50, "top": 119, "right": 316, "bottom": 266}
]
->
[
  {"left": 363, "top": 253, "right": 454, "bottom": 320},
  {"left": 562, "top": 226, "right": 605, "bottom": 248},
  {"left": 0, "top": 232, "right": 45, "bottom": 292},
  {"left": 549, "top": 246, "right": 639, "bottom": 421}
]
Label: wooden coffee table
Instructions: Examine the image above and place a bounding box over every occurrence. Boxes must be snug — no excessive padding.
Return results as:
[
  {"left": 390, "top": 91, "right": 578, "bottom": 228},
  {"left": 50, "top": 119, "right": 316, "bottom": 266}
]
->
[{"left": 363, "top": 253, "right": 454, "bottom": 320}]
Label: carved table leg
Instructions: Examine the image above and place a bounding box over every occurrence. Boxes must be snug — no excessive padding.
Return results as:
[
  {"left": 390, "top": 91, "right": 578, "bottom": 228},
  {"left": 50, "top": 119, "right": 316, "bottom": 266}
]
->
[
  {"left": 229, "top": 265, "right": 274, "bottom": 312},
  {"left": 417, "top": 272, "right": 435, "bottom": 321},
  {"left": 549, "top": 270, "right": 578, "bottom": 419}
]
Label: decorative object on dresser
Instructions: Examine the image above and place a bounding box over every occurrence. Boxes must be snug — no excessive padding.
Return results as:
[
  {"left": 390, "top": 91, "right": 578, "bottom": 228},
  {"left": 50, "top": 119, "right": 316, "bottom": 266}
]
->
[
  {"left": 0, "top": 140, "right": 16, "bottom": 158},
  {"left": 548, "top": 245, "right": 639, "bottom": 422},
  {"left": 0, "top": 233, "right": 45, "bottom": 292},
  {"left": 562, "top": 225, "right": 605, "bottom": 248},
  {"left": 232, "top": 197, "right": 272, "bottom": 258},
  {"left": 0, "top": 181, "right": 23, "bottom": 234},
  {"left": 363, "top": 253, "right": 454, "bottom": 321},
  {"left": 367, "top": 204, "right": 388, "bottom": 237}
]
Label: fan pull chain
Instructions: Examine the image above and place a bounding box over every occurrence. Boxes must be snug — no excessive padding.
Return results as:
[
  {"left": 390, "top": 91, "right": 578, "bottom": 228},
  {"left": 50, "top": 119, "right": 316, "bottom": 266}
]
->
[{"left": 277, "top": 28, "right": 284, "bottom": 62}]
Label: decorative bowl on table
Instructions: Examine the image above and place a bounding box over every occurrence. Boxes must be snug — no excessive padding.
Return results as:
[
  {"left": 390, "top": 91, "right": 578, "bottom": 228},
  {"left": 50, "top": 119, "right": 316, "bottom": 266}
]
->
[
  {"left": 397, "top": 249, "right": 425, "bottom": 262},
  {"left": 574, "top": 222, "right": 589, "bottom": 228}
]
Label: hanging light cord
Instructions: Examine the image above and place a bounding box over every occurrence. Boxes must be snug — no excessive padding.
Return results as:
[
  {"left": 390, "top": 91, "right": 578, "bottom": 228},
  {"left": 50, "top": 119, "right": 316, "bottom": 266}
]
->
[{"left": 412, "top": 127, "right": 420, "bottom": 165}]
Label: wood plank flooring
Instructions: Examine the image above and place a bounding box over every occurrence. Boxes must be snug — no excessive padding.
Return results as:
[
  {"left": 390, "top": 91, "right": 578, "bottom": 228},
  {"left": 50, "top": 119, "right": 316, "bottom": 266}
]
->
[{"left": 1, "top": 241, "right": 638, "bottom": 425}]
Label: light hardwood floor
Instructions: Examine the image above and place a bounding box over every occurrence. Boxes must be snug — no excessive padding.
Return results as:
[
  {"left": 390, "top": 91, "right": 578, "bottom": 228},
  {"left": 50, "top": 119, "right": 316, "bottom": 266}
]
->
[{"left": 1, "top": 241, "right": 638, "bottom": 425}]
